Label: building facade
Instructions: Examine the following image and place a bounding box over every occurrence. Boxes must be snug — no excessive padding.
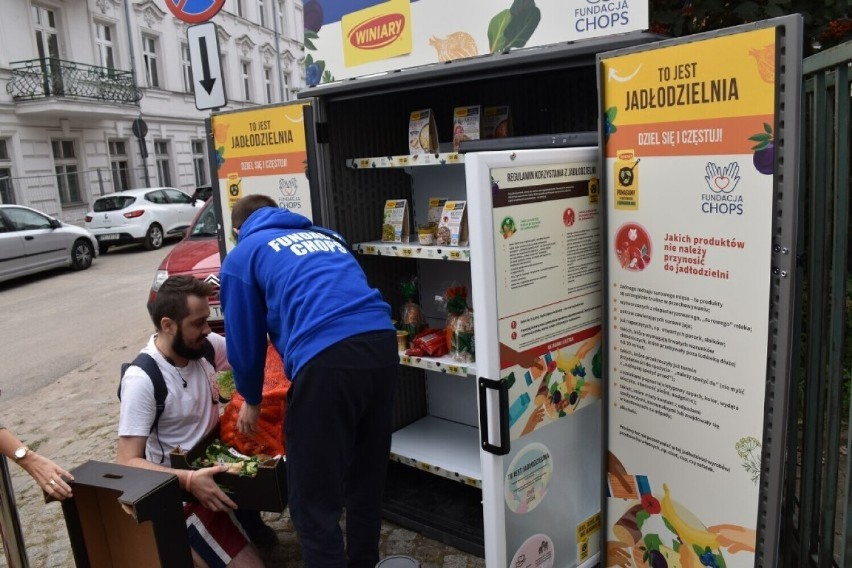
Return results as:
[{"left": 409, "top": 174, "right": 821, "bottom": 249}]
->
[{"left": 0, "top": 0, "right": 305, "bottom": 225}]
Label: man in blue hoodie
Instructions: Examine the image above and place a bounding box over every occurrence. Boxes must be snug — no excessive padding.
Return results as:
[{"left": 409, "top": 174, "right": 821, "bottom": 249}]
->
[{"left": 220, "top": 195, "right": 398, "bottom": 567}]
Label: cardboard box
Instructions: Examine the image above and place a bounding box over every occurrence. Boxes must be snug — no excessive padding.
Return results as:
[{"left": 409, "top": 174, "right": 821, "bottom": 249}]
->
[
  {"left": 452, "top": 106, "right": 481, "bottom": 151},
  {"left": 482, "top": 105, "right": 512, "bottom": 139},
  {"left": 61, "top": 460, "right": 192, "bottom": 568},
  {"left": 408, "top": 109, "right": 438, "bottom": 154},
  {"left": 381, "top": 199, "right": 410, "bottom": 243},
  {"left": 169, "top": 424, "right": 288, "bottom": 513},
  {"left": 436, "top": 200, "right": 469, "bottom": 246}
]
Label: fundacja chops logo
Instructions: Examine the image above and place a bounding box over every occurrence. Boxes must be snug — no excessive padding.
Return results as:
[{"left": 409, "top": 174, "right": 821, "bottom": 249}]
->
[
  {"left": 704, "top": 162, "right": 740, "bottom": 194},
  {"left": 348, "top": 13, "right": 406, "bottom": 50}
]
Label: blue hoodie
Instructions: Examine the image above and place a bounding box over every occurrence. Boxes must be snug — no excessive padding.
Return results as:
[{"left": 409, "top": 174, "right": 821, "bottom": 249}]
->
[{"left": 219, "top": 207, "right": 393, "bottom": 405}]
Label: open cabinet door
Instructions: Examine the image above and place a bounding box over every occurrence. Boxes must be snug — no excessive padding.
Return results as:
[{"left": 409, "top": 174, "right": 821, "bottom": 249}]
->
[{"left": 466, "top": 147, "right": 603, "bottom": 568}]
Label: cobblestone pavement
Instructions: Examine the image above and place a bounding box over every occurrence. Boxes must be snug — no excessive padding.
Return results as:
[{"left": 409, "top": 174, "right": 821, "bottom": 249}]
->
[{"left": 0, "top": 337, "right": 485, "bottom": 567}]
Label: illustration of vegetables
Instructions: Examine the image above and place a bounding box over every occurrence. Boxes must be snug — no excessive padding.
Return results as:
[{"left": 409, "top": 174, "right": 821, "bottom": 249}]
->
[
  {"left": 604, "top": 107, "right": 618, "bottom": 141},
  {"left": 488, "top": 0, "right": 541, "bottom": 53},
  {"left": 749, "top": 123, "right": 774, "bottom": 175},
  {"left": 302, "top": 0, "right": 333, "bottom": 85},
  {"left": 735, "top": 436, "right": 762, "bottom": 483},
  {"left": 303, "top": 0, "right": 323, "bottom": 33},
  {"left": 592, "top": 346, "right": 602, "bottom": 379}
]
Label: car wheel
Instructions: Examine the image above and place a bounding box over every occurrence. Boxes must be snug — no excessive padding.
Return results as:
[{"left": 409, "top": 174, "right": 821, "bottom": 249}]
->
[
  {"left": 71, "top": 239, "right": 94, "bottom": 270},
  {"left": 144, "top": 223, "right": 164, "bottom": 250},
  {"left": 99, "top": 244, "right": 110, "bottom": 255}
]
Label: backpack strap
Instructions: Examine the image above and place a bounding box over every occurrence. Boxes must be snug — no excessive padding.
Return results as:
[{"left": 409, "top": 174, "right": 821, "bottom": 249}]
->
[
  {"left": 202, "top": 338, "right": 216, "bottom": 368},
  {"left": 119, "top": 353, "right": 168, "bottom": 464},
  {"left": 123, "top": 353, "right": 167, "bottom": 436}
]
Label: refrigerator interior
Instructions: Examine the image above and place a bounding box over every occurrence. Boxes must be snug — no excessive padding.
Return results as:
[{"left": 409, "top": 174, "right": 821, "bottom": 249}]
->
[{"left": 305, "top": 36, "right": 654, "bottom": 556}]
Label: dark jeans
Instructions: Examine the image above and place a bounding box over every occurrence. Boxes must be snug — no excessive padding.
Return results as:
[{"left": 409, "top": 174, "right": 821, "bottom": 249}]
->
[{"left": 285, "top": 330, "right": 398, "bottom": 568}]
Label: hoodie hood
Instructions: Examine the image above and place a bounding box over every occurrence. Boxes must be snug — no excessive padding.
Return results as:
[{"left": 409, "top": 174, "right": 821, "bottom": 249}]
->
[{"left": 240, "top": 207, "right": 312, "bottom": 240}]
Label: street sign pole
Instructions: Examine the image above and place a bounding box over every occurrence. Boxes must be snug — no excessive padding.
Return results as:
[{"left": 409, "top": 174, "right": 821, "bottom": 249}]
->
[
  {"left": 188, "top": 23, "right": 227, "bottom": 111},
  {"left": 131, "top": 117, "right": 151, "bottom": 187}
]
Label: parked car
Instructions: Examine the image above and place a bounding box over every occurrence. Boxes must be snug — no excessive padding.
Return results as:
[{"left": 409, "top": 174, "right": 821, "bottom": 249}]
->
[
  {"left": 191, "top": 185, "right": 213, "bottom": 202},
  {"left": 84, "top": 187, "right": 204, "bottom": 254},
  {"left": 0, "top": 204, "right": 97, "bottom": 283},
  {"left": 147, "top": 198, "right": 223, "bottom": 333}
]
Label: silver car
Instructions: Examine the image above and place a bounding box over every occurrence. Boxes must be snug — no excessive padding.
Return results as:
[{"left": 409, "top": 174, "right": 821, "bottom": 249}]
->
[{"left": 0, "top": 204, "right": 98, "bottom": 283}]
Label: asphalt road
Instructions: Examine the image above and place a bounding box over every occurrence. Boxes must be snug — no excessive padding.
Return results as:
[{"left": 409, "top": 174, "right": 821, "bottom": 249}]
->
[{"left": 0, "top": 242, "right": 173, "bottom": 400}]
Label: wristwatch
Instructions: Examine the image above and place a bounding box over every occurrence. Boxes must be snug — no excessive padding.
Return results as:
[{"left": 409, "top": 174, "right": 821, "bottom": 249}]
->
[{"left": 13, "top": 446, "right": 30, "bottom": 462}]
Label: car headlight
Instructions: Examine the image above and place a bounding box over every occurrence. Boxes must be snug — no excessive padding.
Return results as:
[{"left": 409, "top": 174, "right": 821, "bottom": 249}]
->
[{"left": 151, "top": 269, "right": 169, "bottom": 292}]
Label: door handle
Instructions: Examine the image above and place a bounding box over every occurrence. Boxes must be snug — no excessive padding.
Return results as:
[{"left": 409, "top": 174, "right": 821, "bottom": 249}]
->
[
  {"left": 24, "top": 236, "right": 34, "bottom": 240},
  {"left": 478, "top": 377, "right": 510, "bottom": 455}
]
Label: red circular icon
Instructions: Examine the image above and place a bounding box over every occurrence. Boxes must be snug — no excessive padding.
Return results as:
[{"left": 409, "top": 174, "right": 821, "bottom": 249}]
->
[
  {"left": 563, "top": 208, "right": 575, "bottom": 227},
  {"left": 614, "top": 222, "right": 652, "bottom": 271}
]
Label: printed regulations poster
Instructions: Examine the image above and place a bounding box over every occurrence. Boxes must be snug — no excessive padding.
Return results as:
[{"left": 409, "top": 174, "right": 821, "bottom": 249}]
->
[
  {"left": 303, "top": 0, "right": 649, "bottom": 84},
  {"left": 485, "top": 152, "right": 605, "bottom": 566},
  {"left": 491, "top": 161, "right": 604, "bottom": 442},
  {"left": 600, "top": 27, "right": 779, "bottom": 568},
  {"left": 211, "top": 102, "right": 313, "bottom": 254}
]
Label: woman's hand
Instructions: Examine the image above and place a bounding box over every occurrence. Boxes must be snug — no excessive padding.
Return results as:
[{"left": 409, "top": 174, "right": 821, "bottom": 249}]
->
[{"left": 19, "top": 452, "right": 74, "bottom": 500}]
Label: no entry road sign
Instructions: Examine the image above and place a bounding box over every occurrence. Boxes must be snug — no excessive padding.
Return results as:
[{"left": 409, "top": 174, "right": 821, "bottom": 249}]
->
[{"left": 165, "top": 0, "right": 225, "bottom": 24}]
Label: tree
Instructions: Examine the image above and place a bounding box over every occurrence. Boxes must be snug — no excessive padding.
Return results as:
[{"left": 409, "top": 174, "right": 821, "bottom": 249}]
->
[{"left": 649, "top": 0, "right": 852, "bottom": 55}]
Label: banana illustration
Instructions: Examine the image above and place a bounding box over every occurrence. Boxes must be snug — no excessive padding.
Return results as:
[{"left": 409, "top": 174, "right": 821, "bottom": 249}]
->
[{"left": 660, "top": 484, "right": 719, "bottom": 550}]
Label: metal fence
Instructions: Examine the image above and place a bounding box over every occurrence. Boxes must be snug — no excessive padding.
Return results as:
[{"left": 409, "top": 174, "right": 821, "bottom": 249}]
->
[{"left": 782, "top": 39, "right": 852, "bottom": 567}]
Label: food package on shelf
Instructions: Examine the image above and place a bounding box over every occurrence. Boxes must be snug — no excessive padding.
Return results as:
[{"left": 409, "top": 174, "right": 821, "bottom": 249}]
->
[{"left": 399, "top": 277, "right": 427, "bottom": 339}]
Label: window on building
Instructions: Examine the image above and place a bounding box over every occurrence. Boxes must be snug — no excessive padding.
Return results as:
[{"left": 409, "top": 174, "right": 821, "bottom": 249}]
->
[
  {"left": 258, "top": 0, "right": 266, "bottom": 27},
  {"left": 142, "top": 35, "right": 160, "bottom": 88},
  {"left": 52, "top": 140, "right": 82, "bottom": 205},
  {"left": 181, "top": 43, "right": 194, "bottom": 93},
  {"left": 236, "top": 0, "right": 244, "bottom": 18},
  {"left": 277, "top": 0, "right": 285, "bottom": 34},
  {"left": 192, "top": 140, "right": 208, "bottom": 186},
  {"left": 95, "top": 22, "right": 116, "bottom": 70},
  {"left": 264, "top": 67, "right": 273, "bottom": 103},
  {"left": 0, "top": 140, "right": 14, "bottom": 204},
  {"left": 154, "top": 140, "right": 171, "bottom": 187},
  {"left": 241, "top": 60, "right": 252, "bottom": 101},
  {"left": 33, "top": 4, "right": 62, "bottom": 95},
  {"left": 282, "top": 72, "right": 290, "bottom": 101},
  {"left": 109, "top": 139, "right": 130, "bottom": 192},
  {"left": 33, "top": 5, "right": 60, "bottom": 60}
]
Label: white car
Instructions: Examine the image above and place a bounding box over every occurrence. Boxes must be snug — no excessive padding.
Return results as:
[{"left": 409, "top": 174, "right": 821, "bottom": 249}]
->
[
  {"left": 85, "top": 187, "right": 203, "bottom": 254},
  {"left": 0, "top": 204, "right": 97, "bottom": 283}
]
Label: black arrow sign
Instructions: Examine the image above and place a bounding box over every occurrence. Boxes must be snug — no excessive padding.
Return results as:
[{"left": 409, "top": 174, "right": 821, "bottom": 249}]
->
[{"left": 198, "top": 36, "right": 216, "bottom": 95}]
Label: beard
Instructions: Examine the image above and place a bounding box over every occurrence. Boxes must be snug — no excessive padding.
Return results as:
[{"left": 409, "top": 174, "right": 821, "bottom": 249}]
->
[{"left": 172, "top": 326, "right": 207, "bottom": 360}]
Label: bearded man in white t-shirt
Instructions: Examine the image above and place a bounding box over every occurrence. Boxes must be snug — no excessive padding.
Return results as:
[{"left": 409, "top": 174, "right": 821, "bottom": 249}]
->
[{"left": 117, "top": 275, "right": 265, "bottom": 568}]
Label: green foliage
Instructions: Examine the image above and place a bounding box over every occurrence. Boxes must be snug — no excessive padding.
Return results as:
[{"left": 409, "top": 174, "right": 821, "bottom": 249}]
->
[
  {"left": 648, "top": 0, "right": 851, "bottom": 55},
  {"left": 488, "top": 0, "right": 541, "bottom": 53}
]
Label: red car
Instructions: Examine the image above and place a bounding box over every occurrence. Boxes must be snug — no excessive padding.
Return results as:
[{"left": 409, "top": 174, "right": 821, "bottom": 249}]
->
[{"left": 147, "top": 199, "right": 224, "bottom": 333}]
